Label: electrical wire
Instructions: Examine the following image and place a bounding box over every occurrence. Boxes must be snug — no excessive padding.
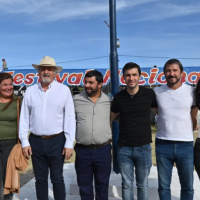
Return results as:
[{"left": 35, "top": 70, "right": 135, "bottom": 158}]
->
[
  {"left": 8, "top": 55, "right": 200, "bottom": 68},
  {"left": 119, "top": 55, "right": 200, "bottom": 59},
  {"left": 9, "top": 56, "right": 109, "bottom": 68}
]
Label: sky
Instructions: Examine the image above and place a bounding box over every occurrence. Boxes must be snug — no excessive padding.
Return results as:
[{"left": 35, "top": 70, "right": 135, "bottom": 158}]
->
[{"left": 1, "top": 0, "right": 200, "bottom": 70}]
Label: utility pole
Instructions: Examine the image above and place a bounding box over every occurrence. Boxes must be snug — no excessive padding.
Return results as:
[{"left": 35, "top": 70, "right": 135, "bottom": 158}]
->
[{"left": 109, "top": 0, "right": 120, "bottom": 174}]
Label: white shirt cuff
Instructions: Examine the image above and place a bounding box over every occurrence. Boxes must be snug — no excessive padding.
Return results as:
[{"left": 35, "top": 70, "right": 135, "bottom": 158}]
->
[
  {"left": 64, "top": 140, "right": 74, "bottom": 148},
  {"left": 21, "top": 139, "right": 30, "bottom": 148}
]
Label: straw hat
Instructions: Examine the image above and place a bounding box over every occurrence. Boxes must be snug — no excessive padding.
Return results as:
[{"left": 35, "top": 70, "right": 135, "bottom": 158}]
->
[{"left": 32, "top": 56, "right": 63, "bottom": 73}]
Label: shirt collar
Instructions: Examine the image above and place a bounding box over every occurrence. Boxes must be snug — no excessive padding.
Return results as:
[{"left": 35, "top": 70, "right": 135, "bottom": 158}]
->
[{"left": 38, "top": 80, "right": 55, "bottom": 91}]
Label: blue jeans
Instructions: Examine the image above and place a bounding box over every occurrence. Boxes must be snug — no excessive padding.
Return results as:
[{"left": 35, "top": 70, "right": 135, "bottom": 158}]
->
[
  {"left": 156, "top": 138, "right": 194, "bottom": 200},
  {"left": 117, "top": 144, "right": 152, "bottom": 200}
]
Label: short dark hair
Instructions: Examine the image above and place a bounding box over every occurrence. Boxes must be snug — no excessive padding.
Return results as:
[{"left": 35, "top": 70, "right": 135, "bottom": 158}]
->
[
  {"left": 85, "top": 70, "right": 103, "bottom": 84},
  {"left": 123, "top": 62, "right": 141, "bottom": 76},
  {"left": 163, "top": 59, "right": 183, "bottom": 73}
]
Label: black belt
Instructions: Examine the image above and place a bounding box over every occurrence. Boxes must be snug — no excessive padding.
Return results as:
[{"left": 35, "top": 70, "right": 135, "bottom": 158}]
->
[
  {"left": 157, "top": 138, "right": 192, "bottom": 143},
  {"left": 31, "top": 132, "right": 63, "bottom": 139},
  {"left": 77, "top": 139, "right": 111, "bottom": 149},
  {"left": 171, "top": 140, "right": 191, "bottom": 143}
]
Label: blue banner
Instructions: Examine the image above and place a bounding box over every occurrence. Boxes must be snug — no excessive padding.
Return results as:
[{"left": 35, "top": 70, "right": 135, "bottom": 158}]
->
[{"left": 3, "top": 67, "right": 200, "bottom": 86}]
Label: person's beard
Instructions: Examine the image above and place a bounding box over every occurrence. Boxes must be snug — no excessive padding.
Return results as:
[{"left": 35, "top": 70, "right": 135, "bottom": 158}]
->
[
  {"left": 41, "top": 73, "right": 51, "bottom": 84},
  {"left": 166, "top": 75, "right": 181, "bottom": 85},
  {"left": 85, "top": 86, "right": 99, "bottom": 97}
]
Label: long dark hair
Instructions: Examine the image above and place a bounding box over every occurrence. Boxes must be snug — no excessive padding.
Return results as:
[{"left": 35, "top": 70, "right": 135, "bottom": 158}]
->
[
  {"left": 195, "top": 79, "right": 200, "bottom": 109},
  {"left": 0, "top": 73, "right": 14, "bottom": 111}
]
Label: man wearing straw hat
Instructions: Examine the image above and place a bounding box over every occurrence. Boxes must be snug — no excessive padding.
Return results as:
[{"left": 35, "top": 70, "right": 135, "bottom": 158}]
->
[{"left": 19, "top": 56, "right": 76, "bottom": 200}]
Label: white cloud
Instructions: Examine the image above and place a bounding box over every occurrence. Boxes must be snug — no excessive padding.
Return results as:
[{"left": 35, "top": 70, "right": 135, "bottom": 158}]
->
[
  {"left": 0, "top": 0, "right": 158, "bottom": 23},
  {"left": 129, "top": 2, "right": 200, "bottom": 22},
  {"left": 1, "top": 0, "right": 200, "bottom": 23}
]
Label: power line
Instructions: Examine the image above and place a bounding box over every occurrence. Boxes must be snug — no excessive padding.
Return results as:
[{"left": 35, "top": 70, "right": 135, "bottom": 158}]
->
[
  {"left": 120, "top": 55, "right": 200, "bottom": 59},
  {"left": 57, "top": 56, "right": 108, "bottom": 63},
  {"left": 9, "top": 56, "right": 109, "bottom": 68},
  {"left": 8, "top": 55, "right": 200, "bottom": 68}
]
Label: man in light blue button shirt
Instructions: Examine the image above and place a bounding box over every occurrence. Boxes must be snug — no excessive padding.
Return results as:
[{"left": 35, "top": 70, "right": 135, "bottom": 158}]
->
[{"left": 73, "top": 70, "right": 112, "bottom": 200}]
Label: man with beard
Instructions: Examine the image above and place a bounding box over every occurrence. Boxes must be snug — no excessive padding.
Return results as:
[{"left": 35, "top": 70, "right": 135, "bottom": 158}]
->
[
  {"left": 153, "top": 59, "right": 195, "bottom": 200},
  {"left": 73, "top": 70, "right": 112, "bottom": 200},
  {"left": 19, "top": 56, "right": 75, "bottom": 200},
  {"left": 110, "top": 62, "right": 157, "bottom": 200}
]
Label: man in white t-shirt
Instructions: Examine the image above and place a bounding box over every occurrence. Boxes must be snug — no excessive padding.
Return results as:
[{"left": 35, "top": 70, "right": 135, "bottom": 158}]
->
[{"left": 154, "top": 59, "right": 194, "bottom": 200}]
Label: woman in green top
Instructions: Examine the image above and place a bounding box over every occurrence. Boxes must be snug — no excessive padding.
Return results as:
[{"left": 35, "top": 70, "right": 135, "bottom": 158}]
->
[{"left": 0, "top": 73, "right": 18, "bottom": 200}]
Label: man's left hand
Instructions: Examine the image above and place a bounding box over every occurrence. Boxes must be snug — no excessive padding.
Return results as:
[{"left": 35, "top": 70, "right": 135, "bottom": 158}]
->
[{"left": 62, "top": 148, "right": 74, "bottom": 160}]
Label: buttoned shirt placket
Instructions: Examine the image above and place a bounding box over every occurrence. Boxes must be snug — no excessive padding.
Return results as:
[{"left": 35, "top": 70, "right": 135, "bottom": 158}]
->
[
  {"left": 87, "top": 96, "right": 101, "bottom": 145},
  {"left": 39, "top": 85, "right": 51, "bottom": 136}
]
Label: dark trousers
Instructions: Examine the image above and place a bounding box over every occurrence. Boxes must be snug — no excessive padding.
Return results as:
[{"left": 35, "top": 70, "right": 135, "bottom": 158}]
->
[
  {"left": 29, "top": 133, "right": 66, "bottom": 200},
  {"left": 74, "top": 143, "right": 112, "bottom": 200},
  {"left": 0, "top": 139, "right": 16, "bottom": 200},
  {"left": 194, "top": 138, "right": 200, "bottom": 179}
]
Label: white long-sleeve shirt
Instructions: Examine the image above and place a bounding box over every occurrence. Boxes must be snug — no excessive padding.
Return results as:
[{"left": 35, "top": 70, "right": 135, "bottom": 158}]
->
[{"left": 19, "top": 80, "right": 76, "bottom": 148}]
